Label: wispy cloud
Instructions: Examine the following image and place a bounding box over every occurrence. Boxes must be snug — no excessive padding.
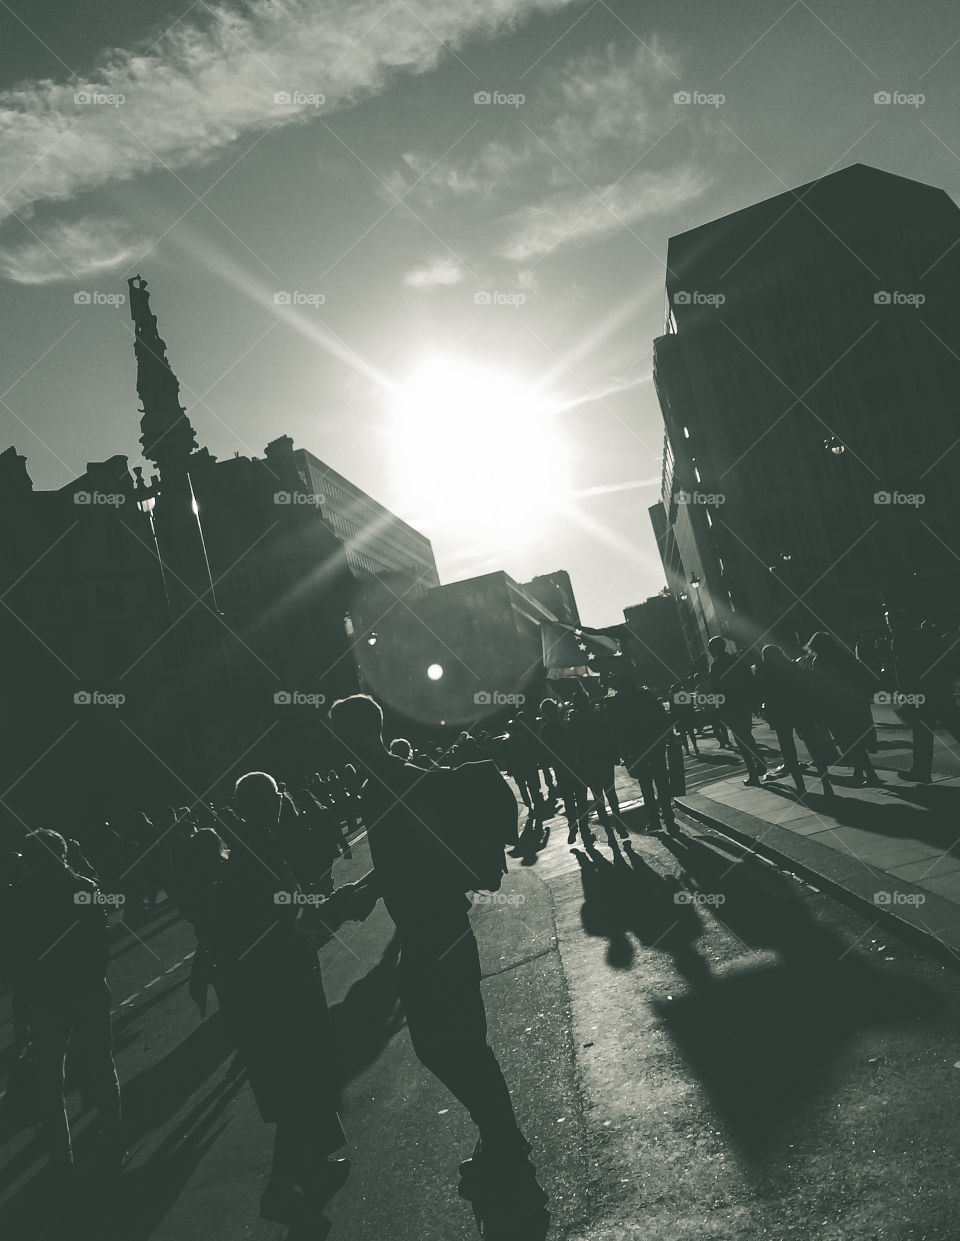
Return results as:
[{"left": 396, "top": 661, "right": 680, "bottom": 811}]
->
[
  {"left": 0, "top": 0, "right": 578, "bottom": 228},
  {"left": 387, "top": 39, "right": 714, "bottom": 265},
  {"left": 404, "top": 255, "right": 466, "bottom": 289},
  {"left": 0, "top": 216, "right": 149, "bottom": 284}
]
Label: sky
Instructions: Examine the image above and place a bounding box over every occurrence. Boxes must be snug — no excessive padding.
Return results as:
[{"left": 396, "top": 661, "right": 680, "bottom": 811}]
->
[{"left": 2, "top": 0, "right": 960, "bottom": 626}]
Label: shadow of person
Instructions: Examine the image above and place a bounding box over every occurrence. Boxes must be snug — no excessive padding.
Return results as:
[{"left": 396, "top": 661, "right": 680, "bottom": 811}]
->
[
  {"left": 653, "top": 829, "right": 945, "bottom": 1164},
  {"left": 329, "top": 934, "right": 405, "bottom": 1083},
  {"left": 514, "top": 813, "right": 551, "bottom": 866},
  {"left": 572, "top": 839, "right": 711, "bottom": 987}
]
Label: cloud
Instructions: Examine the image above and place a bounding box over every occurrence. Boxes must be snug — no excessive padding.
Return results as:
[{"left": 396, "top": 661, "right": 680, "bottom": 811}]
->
[
  {"left": 500, "top": 164, "right": 708, "bottom": 261},
  {"left": 387, "top": 39, "right": 714, "bottom": 262},
  {"left": 404, "top": 255, "right": 466, "bottom": 289},
  {"left": 0, "top": 217, "right": 149, "bottom": 284},
  {"left": 0, "top": 0, "right": 578, "bottom": 227}
]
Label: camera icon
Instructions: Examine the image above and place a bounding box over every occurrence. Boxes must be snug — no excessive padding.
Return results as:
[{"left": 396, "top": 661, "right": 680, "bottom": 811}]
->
[
  {"left": 73, "top": 491, "right": 91, "bottom": 505},
  {"left": 675, "top": 489, "right": 691, "bottom": 504},
  {"left": 674, "top": 290, "right": 691, "bottom": 305},
  {"left": 673, "top": 891, "right": 692, "bottom": 904},
  {"left": 874, "top": 291, "right": 891, "bottom": 305},
  {"left": 874, "top": 91, "right": 891, "bottom": 105},
  {"left": 274, "top": 691, "right": 292, "bottom": 705},
  {"left": 474, "top": 690, "right": 492, "bottom": 705},
  {"left": 73, "top": 290, "right": 91, "bottom": 305},
  {"left": 274, "top": 891, "right": 292, "bottom": 904},
  {"left": 273, "top": 491, "right": 291, "bottom": 504},
  {"left": 74, "top": 891, "right": 92, "bottom": 904},
  {"left": 74, "top": 691, "right": 91, "bottom": 705},
  {"left": 874, "top": 691, "right": 892, "bottom": 705},
  {"left": 273, "top": 91, "right": 292, "bottom": 104},
  {"left": 73, "top": 90, "right": 91, "bottom": 105},
  {"left": 273, "top": 291, "right": 292, "bottom": 305},
  {"left": 874, "top": 891, "right": 891, "bottom": 904},
  {"left": 673, "top": 91, "right": 691, "bottom": 104},
  {"left": 874, "top": 491, "right": 891, "bottom": 505},
  {"left": 473, "top": 291, "right": 492, "bottom": 305},
  {"left": 474, "top": 91, "right": 491, "bottom": 104},
  {"left": 673, "top": 691, "right": 692, "bottom": 705}
]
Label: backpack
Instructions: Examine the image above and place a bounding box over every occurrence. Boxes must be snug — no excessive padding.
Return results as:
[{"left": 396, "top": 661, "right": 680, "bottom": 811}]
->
[{"left": 422, "top": 760, "right": 519, "bottom": 893}]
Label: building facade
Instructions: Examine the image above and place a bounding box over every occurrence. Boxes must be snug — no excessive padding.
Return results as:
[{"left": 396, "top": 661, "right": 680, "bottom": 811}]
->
[{"left": 651, "top": 164, "right": 960, "bottom": 660}]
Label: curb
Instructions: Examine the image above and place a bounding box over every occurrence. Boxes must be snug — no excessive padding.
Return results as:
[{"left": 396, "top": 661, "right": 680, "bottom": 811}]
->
[{"left": 675, "top": 790, "right": 960, "bottom": 969}]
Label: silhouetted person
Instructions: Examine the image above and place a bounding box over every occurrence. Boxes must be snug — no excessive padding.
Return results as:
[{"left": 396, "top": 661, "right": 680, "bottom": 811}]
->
[
  {"left": 569, "top": 692, "right": 622, "bottom": 834},
  {"left": 8, "top": 829, "right": 123, "bottom": 1180},
  {"left": 755, "top": 645, "right": 835, "bottom": 799},
  {"left": 328, "top": 695, "right": 547, "bottom": 1230},
  {"left": 607, "top": 676, "right": 677, "bottom": 830},
  {"left": 707, "top": 637, "right": 767, "bottom": 784},
  {"left": 538, "top": 698, "right": 588, "bottom": 844},
  {"left": 669, "top": 680, "right": 701, "bottom": 756},
  {"left": 885, "top": 609, "right": 960, "bottom": 782},
  {"left": 201, "top": 772, "right": 356, "bottom": 1227},
  {"left": 806, "top": 631, "right": 880, "bottom": 786}
]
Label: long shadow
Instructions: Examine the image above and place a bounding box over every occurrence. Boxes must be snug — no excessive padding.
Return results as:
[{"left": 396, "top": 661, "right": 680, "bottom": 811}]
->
[
  {"left": 652, "top": 830, "right": 944, "bottom": 1163},
  {"left": 572, "top": 838, "right": 711, "bottom": 987},
  {"left": 0, "top": 1013, "right": 244, "bottom": 1241},
  {"left": 329, "top": 933, "right": 405, "bottom": 1085},
  {"left": 801, "top": 783, "right": 960, "bottom": 853}
]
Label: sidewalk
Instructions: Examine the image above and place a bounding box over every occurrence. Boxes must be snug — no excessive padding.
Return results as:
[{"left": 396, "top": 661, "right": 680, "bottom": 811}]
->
[{"left": 678, "top": 716, "right": 960, "bottom": 960}]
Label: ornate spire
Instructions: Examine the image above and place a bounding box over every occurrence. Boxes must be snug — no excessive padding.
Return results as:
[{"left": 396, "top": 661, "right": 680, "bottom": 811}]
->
[{"left": 128, "top": 275, "right": 198, "bottom": 471}]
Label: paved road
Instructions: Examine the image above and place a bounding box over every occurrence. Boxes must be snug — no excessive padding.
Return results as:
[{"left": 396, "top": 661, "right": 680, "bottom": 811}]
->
[{"left": 3, "top": 747, "right": 960, "bottom": 1239}]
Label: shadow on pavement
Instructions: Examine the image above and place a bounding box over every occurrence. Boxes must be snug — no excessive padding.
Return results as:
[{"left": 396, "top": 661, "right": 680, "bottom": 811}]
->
[
  {"left": 572, "top": 837, "right": 711, "bottom": 987},
  {"left": 651, "top": 830, "right": 945, "bottom": 1163}
]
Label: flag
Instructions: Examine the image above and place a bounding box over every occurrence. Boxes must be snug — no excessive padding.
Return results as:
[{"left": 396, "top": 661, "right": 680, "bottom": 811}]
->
[{"left": 541, "top": 622, "right": 620, "bottom": 676}]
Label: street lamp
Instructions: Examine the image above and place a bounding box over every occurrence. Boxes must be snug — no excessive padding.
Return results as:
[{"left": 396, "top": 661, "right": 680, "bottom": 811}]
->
[
  {"left": 133, "top": 466, "right": 172, "bottom": 617},
  {"left": 824, "top": 435, "right": 846, "bottom": 455}
]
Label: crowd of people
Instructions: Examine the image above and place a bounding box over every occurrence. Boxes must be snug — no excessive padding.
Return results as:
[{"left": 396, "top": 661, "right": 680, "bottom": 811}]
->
[{"left": 1, "top": 605, "right": 959, "bottom": 1234}]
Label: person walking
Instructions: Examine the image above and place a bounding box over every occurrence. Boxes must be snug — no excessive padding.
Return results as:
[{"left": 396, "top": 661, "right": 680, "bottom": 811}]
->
[
  {"left": 607, "top": 676, "right": 677, "bottom": 832},
  {"left": 755, "top": 645, "right": 835, "bottom": 799},
  {"left": 538, "top": 698, "right": 588, "bottom": 845},
  {"left": 707, "top": 637, "right": 767, "bottom": 784},
  {"left": 885, "top": 610, "right": 960, "bottom": 783},
  {"left": 5, "top": 829, "right": 123, "bottom": 1182},
  {"left": 805, "top": 632, "right": 880, "bottom": 786},
  {"left": 202, "top": 771, "right": 359, "bottom": 1227},
  {"left": 329, "top": 695, "right": 547, "bottom": 1237}
]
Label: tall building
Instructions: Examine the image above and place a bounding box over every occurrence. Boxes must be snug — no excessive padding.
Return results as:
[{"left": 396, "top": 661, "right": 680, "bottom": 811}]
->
[
  {"left": 355, "top": 569, "right": 562, "bottom": 730},
  {"left": 622, "top": 591, "right": 691, "bottom": 692},
  {"left": 651, "top": 164, "right": 960, "bottom": 659},
  {"left": 296, "top": 451, "right": 439, "bottom": 588},
  {"left": 519, "top": 570, "right": 581, "bottom": 627}
]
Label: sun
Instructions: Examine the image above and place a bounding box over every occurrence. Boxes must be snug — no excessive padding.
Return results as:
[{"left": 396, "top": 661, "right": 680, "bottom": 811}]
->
[{"left": 386, "top": 357, "right": 570, "bottom": 547}]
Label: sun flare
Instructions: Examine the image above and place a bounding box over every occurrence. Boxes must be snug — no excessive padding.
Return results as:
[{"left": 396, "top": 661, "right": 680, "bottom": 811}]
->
[{"left": 386, "top": 357, "right": 570, "bottom": 548}]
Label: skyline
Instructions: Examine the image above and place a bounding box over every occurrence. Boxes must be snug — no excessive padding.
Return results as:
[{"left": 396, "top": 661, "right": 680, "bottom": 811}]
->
[{"left": 2, "top": 0, "right": 960, "bottom": 624}]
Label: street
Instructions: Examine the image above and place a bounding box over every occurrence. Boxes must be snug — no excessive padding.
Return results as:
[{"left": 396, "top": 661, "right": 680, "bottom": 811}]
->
[{"left": 3, "top": 734, "right": 960, "bottom": 1240}]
